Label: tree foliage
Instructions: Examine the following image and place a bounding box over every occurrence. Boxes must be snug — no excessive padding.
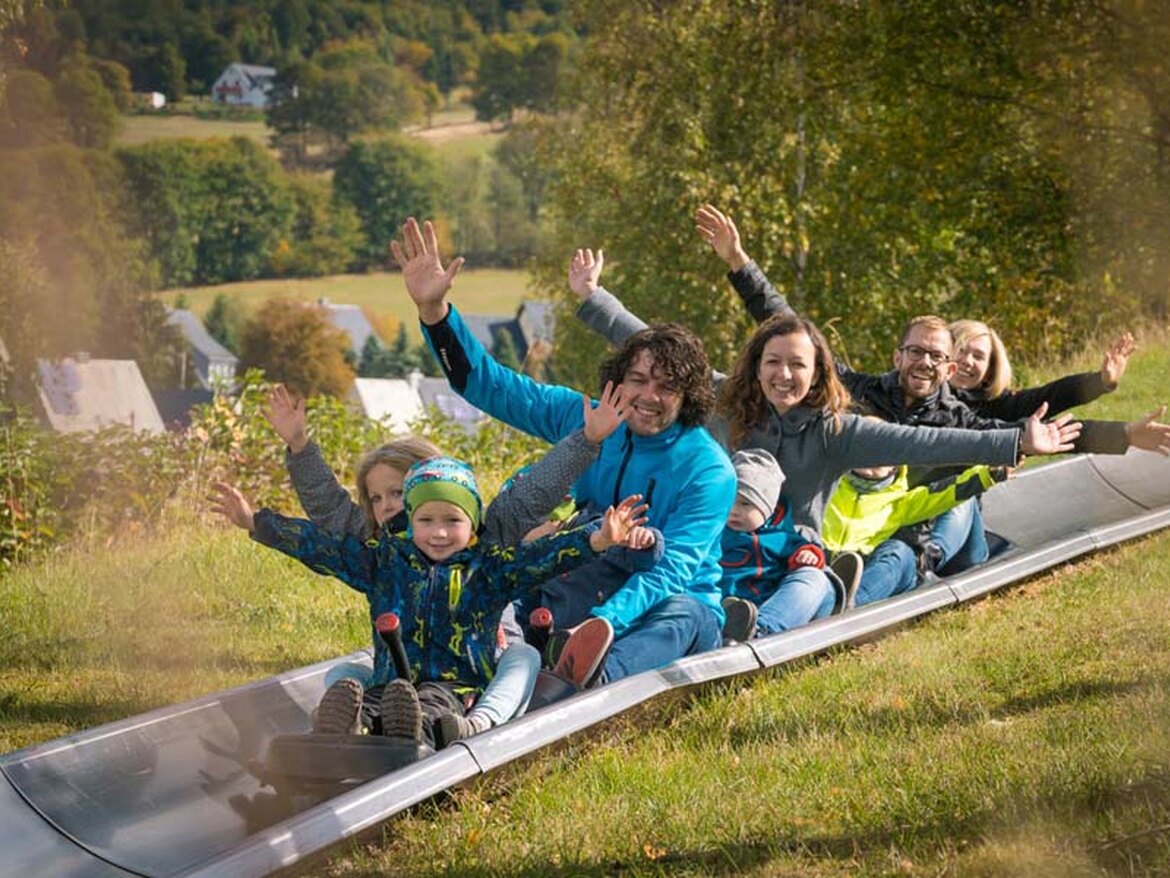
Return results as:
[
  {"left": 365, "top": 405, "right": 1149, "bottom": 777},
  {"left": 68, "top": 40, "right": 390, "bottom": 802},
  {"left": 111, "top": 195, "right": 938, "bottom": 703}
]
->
[
  {"left": 332, "top": 136, "right": 442, "bottom": 267},
  {"left": 535, "top": 0, "right": 1169, "bottom": 389},
  {"left": 238, "top": 298, "right": 355, "bottom": 398}
]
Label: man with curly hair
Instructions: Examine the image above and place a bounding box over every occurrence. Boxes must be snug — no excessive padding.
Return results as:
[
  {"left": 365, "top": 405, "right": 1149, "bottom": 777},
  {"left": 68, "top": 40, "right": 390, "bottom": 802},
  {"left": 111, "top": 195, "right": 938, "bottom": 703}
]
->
[{"left": 393, "top": 218, "right": 736, "bottom": 684}]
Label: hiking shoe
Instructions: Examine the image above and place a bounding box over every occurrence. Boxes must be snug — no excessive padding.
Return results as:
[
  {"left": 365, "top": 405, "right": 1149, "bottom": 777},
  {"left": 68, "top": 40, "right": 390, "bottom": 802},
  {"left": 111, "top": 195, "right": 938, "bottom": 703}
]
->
[
  {"left": 552, "top": 617, "right": 614, "bottom": 689},
  {"left": 379, "top": 679, "right": 423, "bottom": 741},
  {"left": 830, "top": 551, "right": 865, "bottom": 611},
  {"left": 312, "top": 678, "right": 363, "bottom": 735},
  {"left": 721, "top": 596, "right": 758, "bottom": 643},
  {"left": 436, "top": 710, "right": 490, "bottom": 748}
]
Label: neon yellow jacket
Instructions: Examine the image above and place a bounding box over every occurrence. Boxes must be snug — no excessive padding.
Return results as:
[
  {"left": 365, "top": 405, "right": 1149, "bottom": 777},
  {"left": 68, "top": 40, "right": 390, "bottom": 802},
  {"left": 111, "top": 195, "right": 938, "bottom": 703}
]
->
[{"left": 822, "top": 465, "right": 1003, "bottom": 555}]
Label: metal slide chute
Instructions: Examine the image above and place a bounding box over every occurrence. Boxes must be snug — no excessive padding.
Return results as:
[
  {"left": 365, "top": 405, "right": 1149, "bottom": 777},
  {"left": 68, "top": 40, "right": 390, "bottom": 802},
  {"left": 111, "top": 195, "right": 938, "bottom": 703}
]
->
[{"left": 2, "top": 451, "right": 1168, "bottom": 878}]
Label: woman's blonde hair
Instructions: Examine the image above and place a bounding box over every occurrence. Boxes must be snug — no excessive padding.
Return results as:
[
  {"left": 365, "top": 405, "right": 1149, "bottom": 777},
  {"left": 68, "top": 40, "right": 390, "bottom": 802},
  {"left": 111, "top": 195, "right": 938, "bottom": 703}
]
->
[
  {"left": 355, "top": 435, "right": 442, "bottom": 535},
  {"left": 949, "top": 319, "right": 1012, "bottom": 398},
  {"left": 718, "top": 314, "right": 852, "bottom": 447}
]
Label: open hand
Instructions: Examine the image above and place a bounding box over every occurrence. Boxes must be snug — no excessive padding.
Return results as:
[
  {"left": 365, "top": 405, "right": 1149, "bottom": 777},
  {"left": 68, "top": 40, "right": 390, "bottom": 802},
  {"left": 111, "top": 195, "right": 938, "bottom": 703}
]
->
[
  {"left": 1101, "top": 332, "right": 1136, "bottom": 389},
  {"left": 582, "top": 381, "right": 629, "bottom": 444},
  {"left": 591, "top": 494, "right": 650, "bottom": 552},
  {"left": 1020, "top": 403, "right": 1082, "bottom": 456},
  {"left": 210, "top": 482, "right": 255, "bottom": 532},
  {"left": 390, "top": 217, "right": 464, "bottom": 325},
  {"left": 694, "top": 204, "right": 750, "bottom": 271},
  {"left": 1125, "top": 405, "right": 1170, "bottom": 456},
  {"left": 569, "top": 248, "right": 604, "bottom": 300},
  {"left": 264, "top": 385, "right": 308, "bottom": 453}
]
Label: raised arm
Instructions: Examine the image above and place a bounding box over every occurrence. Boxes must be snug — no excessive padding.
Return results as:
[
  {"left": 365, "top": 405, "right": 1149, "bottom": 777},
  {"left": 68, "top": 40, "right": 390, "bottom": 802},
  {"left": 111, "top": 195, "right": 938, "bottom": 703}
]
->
[
  {"left": 394, "top": 217, "right": 583, "bottom": 444},
  {"left": 250, "top": 509, "right": 379, "bottom": 596},
  {"left": 483, "top": 384, "right": 630, "bottom": 546},
  {"left": 264, "top": 385, "right": 369, "bottom": 537},
  {"left": 695, "top": 205, "right": 795, "bottom": 324}
]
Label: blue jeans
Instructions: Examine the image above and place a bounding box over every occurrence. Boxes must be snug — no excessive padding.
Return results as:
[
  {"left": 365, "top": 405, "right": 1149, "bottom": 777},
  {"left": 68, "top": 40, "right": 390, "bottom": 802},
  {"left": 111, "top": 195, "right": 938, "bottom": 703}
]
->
[
  {"left": 754, "top": 567, "right": 836, "bottom": 636},
  {"left": 601, "top": 595, "right": 722, "bottom": 684},
  {"left": 931, "top": 499, "right": 989, "bottom": 574},
  {"left": 472, "top": 642, "right": 540, "bottom": 725},
  {"left": 853, "top": 539, "right": 919, "bottom": 607}
]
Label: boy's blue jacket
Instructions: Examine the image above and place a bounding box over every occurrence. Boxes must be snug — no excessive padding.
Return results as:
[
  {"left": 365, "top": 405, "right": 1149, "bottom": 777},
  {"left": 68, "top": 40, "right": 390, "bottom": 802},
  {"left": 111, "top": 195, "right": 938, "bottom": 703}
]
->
[
  {"left": 719, "top": 502, "right": 824, "bottom": 600},
  {"left": 252, "top": 510, "right": 598, "bottom": 692},
  {"left": 424, "top": 305, "right": 736, "bottom": 636}
]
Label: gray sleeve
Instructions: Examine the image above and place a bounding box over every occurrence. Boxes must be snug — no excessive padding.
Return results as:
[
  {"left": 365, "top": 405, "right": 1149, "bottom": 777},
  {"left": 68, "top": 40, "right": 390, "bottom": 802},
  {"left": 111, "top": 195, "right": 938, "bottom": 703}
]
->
[
  {"left": 837, "top": 415, "right": 1021, "bottom": 470},
  {"left": 482, "top": 429, "right": 600, "bottom": 546},
  {"left": 285, "top": 441, "right": 369, "bottom": 538},
  {"left": 576, "top": 288, "right": 649, "bottom": 347},
  {"left": 576, "top": 288, "right": 728, "bottom": 383}
]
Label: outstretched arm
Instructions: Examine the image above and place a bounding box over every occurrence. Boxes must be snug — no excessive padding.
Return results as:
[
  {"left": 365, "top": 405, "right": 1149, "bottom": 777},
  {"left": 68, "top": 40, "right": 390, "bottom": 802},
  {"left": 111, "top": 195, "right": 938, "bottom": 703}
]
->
[
  {"left": 696, "top": 205, "right": 795, "bottom": 324},
  {"left": 390, "top": 217, "right": 463, "bottom": 326},
  {"left": 1101, "top": 332, "right": 1136, "bottom": 390},
  {"left": 268, "top": 385, "right": 369, "bottom": 537},
  {"left": 482, "top": 383, "right": 630, "bottom": 546}
]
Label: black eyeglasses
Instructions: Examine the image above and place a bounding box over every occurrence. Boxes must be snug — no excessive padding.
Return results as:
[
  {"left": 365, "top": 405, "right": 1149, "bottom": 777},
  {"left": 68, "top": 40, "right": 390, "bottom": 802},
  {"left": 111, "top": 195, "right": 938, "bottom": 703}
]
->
[{"left": 899, "top": 345, "right": 951, "bottom": 364}]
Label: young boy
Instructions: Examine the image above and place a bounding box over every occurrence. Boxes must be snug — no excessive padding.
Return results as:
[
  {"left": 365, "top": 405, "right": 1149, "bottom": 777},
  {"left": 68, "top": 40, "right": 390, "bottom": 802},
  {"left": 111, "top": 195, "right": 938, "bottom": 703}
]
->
[
  {"left": 822, "top": 460, "right": 1008, "bottom": 607},
  {"left": 212, "top": 457, "right": 647, "bottom": 750},
  {"left": 718, "top": 449, "right": 828, "bottom": 642}
]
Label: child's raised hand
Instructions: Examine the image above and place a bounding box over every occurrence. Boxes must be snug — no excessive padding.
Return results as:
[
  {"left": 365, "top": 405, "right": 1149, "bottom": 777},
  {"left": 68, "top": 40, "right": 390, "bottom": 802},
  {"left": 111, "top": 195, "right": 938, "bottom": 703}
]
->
[
  {"left": 590, "top": 494, "right": 649, "bottom": 552},
  {"left": 210, "top": 482, "right": 256, "bottom": 532},
  {"left": 582, "top": 381, "right": 629, "bottom": 444},
  {"left": 625, "top": 525, "right": 656, "bottom": 551},
  {"left": 568, "top": 248, "right": 604, "bottom": 300},
  {"left": 1100, "top": 331, "right": 1136, "bottom": 389},
  {"left": 264, "top": 385, "right": 308, "bottom": 453}
]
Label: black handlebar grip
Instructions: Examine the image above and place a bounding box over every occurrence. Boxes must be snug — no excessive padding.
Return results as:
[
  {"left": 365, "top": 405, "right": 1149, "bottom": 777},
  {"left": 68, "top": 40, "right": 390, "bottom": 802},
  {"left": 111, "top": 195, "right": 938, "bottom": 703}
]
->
[{"left": 375, "top": 613, "right": 411, "bottom": 681}]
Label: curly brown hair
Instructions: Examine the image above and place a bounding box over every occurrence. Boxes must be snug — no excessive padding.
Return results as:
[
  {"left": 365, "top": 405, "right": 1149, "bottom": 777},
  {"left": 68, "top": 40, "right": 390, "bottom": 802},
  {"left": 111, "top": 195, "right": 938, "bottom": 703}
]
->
[
  {"left": 718, "top": 314, "right": 852, "bottom": 447},
  {"left": 598, "top": 323, "right": 715, "bottom": 428}
]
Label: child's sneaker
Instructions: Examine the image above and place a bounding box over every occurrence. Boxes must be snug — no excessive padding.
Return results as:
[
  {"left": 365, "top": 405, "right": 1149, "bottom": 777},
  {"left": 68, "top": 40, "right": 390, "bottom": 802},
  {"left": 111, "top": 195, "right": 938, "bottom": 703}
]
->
[
  {"left": 552, "top": 617, "right": 614, "bottom": 689},
  {"left": 721, "top": 596, "right": 758, "bottom": 643},
  {"left": 379, "top": 678, "right": 423, "bottom": 741},
  {"left": 830, "top": 551, "right": 864, "bottom": 611},
  {"left": 312, "top": 678, "right": 363, "bottom": 735},
  {"left": 436, "top": 709, "right": 491, "bottom": 748}
]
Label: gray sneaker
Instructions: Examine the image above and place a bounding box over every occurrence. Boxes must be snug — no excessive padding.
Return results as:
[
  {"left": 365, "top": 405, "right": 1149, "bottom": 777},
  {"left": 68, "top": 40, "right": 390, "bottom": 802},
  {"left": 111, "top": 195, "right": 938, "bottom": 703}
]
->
[
  {"left": 721, "top": 596, "right": 758, "bottom": 643},
  {"left": 436, "top": 710, "right": 490, "bottom": 748},
  {"left": 313, "top": 678, "right": 363, "bottom": 735},
  {"left": 829, "top": 551, "right": 865, "bottom": 611},
  {"left": 379, "top": 679, "right": 423, "bottom": 741}
]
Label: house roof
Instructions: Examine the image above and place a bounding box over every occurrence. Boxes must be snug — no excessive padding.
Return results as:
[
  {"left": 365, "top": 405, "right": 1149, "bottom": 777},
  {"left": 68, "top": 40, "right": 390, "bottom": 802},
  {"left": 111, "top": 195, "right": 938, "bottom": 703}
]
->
[
  {"left": 348, "top": 378, "right": 423, "bottom": 432},
  {"left": 517, "top": 300, "right": 555, "bottom": 346},
  {"left": 166, "top": 309, "right": 237, "bottom": 363},
  {"left": 416, "top": 377, "right": 483, "bottom": 429},
  {"left": 151, "top": 387, "right": 215, "bottom": 431},
  {"left": 227, "top": 63, "right": 277, "bottom": 83},
  {"left": 319, "top": 302, "right": 380, "bottom": 355},
  {"left": 37, "top": 358, "right": 165, "bottom": 435}
]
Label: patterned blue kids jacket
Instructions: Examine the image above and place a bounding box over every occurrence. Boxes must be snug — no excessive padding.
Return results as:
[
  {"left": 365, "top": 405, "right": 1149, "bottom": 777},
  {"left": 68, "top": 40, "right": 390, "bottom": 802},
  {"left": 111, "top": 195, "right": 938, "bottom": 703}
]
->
[{"left": 252, "top": 510, "right": 599, "bottom": 693}]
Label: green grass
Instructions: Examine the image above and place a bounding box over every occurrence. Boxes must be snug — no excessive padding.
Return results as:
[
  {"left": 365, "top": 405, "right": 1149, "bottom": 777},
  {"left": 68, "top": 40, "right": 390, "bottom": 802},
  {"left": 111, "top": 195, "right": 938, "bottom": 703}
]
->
[
  {"left": 118, "top": 114, "right": 272, "bottom": 147},
  {"left": 159, "top": 268, "right": 534, "bottom": 340}
]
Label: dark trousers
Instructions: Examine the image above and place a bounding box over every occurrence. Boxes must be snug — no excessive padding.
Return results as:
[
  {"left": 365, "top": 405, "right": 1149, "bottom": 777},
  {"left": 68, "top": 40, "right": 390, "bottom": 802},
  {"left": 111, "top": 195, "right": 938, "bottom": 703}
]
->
[{"left": 361, "top": 681, "right": 467, "bottom": 748}]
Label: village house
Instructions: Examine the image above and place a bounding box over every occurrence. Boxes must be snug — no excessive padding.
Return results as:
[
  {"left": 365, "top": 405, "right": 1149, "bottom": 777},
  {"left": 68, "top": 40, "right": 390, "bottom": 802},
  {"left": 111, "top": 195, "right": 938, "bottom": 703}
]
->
[{"left": 211, "top": 63, "right": 277, "bottom": 108}]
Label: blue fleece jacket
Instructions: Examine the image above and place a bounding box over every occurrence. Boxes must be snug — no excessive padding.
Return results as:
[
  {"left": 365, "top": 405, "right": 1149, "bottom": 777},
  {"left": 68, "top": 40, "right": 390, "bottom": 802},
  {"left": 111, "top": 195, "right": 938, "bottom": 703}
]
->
[
  {"left": 423, "top": 305, "right": 736, "bottom": 636},
  {"left": 719, "top": 502, "right": 824, "bottom": 600}
]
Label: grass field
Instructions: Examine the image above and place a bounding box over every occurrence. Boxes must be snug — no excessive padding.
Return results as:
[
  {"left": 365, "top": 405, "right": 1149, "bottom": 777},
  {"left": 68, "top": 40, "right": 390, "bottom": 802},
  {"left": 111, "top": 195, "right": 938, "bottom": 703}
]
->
[
  {"left": 159, "top": 267, "right": 536, "bottom": 338},
  {"left": 2, "top": 331, "right": 1168, "bottom": 875}
]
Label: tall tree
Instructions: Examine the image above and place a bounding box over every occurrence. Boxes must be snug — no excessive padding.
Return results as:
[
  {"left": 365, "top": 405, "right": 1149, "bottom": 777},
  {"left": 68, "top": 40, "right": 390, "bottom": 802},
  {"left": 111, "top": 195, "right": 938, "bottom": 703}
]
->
[{"left": 238, "top": 298, "right": 354, "bottom": 398}]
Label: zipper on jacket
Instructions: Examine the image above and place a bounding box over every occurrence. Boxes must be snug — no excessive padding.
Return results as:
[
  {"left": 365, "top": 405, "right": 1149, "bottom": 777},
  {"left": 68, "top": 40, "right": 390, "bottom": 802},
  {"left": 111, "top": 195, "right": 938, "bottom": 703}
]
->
[{"left": 613, "top": 432, "right": 634, "bottom": 507}]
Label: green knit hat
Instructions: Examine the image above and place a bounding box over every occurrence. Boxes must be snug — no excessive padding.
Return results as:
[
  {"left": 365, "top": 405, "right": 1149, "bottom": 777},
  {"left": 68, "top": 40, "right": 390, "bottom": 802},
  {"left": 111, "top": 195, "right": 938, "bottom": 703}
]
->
[{"left": 403, "top": 456, "right": 482, "bottom": 530}]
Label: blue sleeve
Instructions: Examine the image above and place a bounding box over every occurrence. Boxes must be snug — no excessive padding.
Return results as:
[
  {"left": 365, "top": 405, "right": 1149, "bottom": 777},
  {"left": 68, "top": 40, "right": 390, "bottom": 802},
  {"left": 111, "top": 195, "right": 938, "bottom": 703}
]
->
[
  {"left": 602, "top": 526, "right": 665, "bottom": 572},
  {"left": 251, "top": 508, "right": 378, "bottom": 595},
  {"left": 422, "top": 304, "right": 584, "bottom": 445},
  {"left": 591, "top": 459, "right": 735, "bottom": 637}
]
